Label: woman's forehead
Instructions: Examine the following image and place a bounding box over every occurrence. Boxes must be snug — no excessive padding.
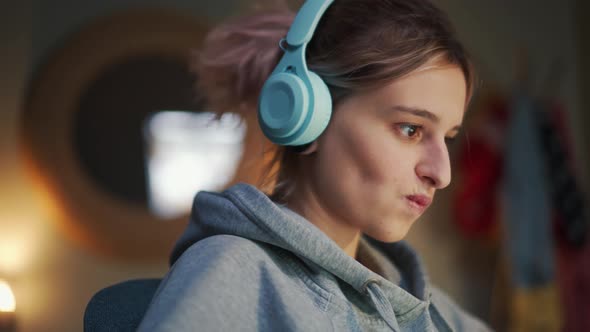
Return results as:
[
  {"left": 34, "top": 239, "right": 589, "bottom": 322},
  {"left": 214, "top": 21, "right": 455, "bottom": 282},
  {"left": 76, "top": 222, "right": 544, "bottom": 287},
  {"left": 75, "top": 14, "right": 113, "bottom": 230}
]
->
[{"left": 355, "top": 65, "right": 467, "bottom": 118}]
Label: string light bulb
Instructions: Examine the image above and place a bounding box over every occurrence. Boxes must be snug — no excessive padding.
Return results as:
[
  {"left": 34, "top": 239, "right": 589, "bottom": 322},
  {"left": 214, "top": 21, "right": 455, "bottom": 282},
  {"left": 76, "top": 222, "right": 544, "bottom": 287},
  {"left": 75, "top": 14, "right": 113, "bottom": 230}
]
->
[
  {"left": 0, "top": 279, "right": 15, "bottom": 332},
  {"left": 0, "top": 281, "right": 14, "bottom": 313}
]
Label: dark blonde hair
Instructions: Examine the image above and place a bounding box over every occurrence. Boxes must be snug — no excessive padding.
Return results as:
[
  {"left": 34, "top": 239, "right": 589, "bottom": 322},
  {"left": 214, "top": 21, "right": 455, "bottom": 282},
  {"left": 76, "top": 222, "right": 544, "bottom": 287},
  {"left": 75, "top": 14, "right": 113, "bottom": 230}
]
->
[{"left": 193, "top": 0, "right": 477, "bottom": 201}]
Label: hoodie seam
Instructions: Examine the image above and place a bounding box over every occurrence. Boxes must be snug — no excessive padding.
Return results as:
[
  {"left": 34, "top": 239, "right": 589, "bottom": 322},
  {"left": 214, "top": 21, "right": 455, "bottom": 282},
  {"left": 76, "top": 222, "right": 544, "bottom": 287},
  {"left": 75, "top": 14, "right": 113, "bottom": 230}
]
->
[
  {"left": 272, "top": 247, "right": 334, "bottom": 312},
  {"left": 280, "top": 258, "right": 413, "bottom": 327},
  {"left": 273, "top": 248, "right": 406, "bottom": 326},
  {"left": 429, "top": 303, "right": 454, "bottom": 332},
  {"left": 264, "top": 244, "right": 397, "bottom": 329},
  {"left": 394, "top": 302, "right": 430, "bottom": 323},
  {"left": 224, "top": 191, "right": 292, "bottom": 250}
]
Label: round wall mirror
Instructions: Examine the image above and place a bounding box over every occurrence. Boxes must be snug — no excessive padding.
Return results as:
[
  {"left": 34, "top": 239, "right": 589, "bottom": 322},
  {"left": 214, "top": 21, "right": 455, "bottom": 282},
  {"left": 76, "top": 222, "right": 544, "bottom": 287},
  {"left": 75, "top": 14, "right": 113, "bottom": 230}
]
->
[
  {"left": 74, "top": 55, "right": 196, "bottom": 208},
  {"left": 21, "top": 9, "right": 266, "bottom": 261}
]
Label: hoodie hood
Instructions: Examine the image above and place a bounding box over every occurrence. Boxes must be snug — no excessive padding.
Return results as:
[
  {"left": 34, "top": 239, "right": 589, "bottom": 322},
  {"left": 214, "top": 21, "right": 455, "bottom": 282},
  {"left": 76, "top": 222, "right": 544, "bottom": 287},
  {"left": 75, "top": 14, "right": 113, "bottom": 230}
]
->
[{"left": 170, "top": 183, "right": 432, "bottom": 329}]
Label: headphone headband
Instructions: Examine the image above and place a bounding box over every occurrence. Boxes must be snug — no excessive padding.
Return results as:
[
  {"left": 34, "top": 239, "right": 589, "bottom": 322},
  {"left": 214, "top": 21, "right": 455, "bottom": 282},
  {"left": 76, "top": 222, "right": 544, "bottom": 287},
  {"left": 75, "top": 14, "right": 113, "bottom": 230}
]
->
[
  {"left": 286, "top": 0, "right": 334, "bottom": 46},
  {"left": 258, "top": 0, "right": 335, "bottom": 146}
]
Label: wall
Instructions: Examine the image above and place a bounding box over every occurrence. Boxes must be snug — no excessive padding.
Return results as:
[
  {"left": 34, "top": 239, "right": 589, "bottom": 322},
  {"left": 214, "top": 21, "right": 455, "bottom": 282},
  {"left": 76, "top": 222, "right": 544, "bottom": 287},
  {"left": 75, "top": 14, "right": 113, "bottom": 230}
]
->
[
  {"left": 31, "top": 0, "right": 241, "bottom": 70},
  {"left": 405, "top": 1, "right": 586, "bottom": 323},
  {"left": 441, "top": 0, "right": 584, "bottom": 175},
  {"left": 0, "top": 0, "right": 585, "bottom": 331},
  {"left": 577, "top": 1, "right": 589, "bottom": 185},
  {"left": 3, "top": 1, "right": 244, "bottom": 331}
]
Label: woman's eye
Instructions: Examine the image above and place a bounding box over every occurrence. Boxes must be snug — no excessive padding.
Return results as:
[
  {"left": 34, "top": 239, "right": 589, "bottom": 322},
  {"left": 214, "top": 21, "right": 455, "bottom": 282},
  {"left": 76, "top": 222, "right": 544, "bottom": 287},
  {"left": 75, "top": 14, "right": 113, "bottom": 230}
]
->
[
  {"left": 445, "top": 136, "right": 457, "bottom": 146},
  {"left": 397, "top": 124, "right": 422, "bottom": 139}
]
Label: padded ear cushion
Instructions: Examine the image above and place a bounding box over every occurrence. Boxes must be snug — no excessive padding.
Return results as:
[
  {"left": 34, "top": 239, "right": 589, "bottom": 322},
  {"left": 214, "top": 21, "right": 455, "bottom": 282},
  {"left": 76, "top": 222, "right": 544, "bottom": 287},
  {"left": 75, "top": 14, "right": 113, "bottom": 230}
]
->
[
  {"left": 289, "top": 71, "right": 332, "bottom": 146},
  {"left": 258, "top": 72, "right": 310, "bottom": 145},
  {"left": 258, "top": 69, "right": 332, "bottom": 146}
]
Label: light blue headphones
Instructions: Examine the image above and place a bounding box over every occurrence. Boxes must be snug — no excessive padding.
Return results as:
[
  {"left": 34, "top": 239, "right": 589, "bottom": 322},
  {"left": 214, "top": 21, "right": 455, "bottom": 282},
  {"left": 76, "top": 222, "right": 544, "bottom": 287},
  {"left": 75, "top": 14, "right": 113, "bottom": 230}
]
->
[{"left": 258, "top": 0, "right": 335, "bottom": 146}]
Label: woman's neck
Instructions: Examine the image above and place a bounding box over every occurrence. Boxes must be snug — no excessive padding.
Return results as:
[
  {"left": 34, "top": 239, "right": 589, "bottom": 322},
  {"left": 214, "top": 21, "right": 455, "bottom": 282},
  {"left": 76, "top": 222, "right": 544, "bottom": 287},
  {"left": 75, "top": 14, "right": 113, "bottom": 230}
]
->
[{"left": 286, "top": 182, "right": 361, "bottom": 259}]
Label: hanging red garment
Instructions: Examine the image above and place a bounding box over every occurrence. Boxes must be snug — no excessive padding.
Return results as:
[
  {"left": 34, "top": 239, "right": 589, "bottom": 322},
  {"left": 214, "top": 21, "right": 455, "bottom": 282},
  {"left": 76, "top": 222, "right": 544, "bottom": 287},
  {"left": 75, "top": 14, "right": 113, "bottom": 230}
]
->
[
  {"left": 453, "top": 137, "right": 501, "bottom": 236},
  {"left": 540, "top": 99, "right": 590, "bottom": 331},
  {"left": 556, "top": 241, "right": 590, "bottom": 331},
  {"left": 452, "top": 95, "right": 508, "bottom": 239}
]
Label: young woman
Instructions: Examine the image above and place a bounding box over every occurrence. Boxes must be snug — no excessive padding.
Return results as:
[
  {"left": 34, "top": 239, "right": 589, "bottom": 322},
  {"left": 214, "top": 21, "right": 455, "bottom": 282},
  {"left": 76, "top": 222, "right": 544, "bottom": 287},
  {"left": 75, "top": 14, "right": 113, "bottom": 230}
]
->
[{"left": 139, "top": 0, "right": 492, "bottom": 331}]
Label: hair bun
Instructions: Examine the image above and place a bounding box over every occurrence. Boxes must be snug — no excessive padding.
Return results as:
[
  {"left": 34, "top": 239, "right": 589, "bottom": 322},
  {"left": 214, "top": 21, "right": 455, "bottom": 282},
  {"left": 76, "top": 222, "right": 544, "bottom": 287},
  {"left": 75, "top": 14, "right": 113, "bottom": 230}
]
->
[{"left": 193, "top": 10, "right": 295, "bottom": 115}]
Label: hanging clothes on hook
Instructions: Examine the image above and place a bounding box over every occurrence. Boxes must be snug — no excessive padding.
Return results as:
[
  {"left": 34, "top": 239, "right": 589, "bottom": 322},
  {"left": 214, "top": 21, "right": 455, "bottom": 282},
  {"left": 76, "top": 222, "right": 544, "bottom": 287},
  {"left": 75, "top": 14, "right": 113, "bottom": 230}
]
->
[
  {"left": 534, "top": 97, "right": 590, "bottom": 332},
  {"left": 503, "top": 92, "right": 555, "bottom": 287},
  {"left": 502, "top": 92, "right": 561, "bottom": 331},
  {"left": 535, "top": 100, "right": 587, "bottom": 247},
  {"left": 452, "top": 93, "right": 508, "bottom": 239}
]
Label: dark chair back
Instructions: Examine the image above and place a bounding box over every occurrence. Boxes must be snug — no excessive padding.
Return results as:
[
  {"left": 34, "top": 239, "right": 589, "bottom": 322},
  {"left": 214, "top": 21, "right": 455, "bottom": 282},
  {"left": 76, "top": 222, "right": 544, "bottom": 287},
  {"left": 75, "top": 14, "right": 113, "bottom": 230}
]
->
[{"left": 84, "top": 278, "right": 161, "bottom": 331}]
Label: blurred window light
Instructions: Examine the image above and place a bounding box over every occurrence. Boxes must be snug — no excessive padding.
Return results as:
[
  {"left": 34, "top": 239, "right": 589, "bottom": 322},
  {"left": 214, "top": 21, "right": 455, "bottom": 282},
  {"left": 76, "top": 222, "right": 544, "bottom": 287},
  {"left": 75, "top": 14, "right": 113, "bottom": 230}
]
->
[
  {"left": 0, "top": 280, "right": 15, "bottom": 312},
  {"left": 144, "top": 111, "right": 246, "bottom": 219}
]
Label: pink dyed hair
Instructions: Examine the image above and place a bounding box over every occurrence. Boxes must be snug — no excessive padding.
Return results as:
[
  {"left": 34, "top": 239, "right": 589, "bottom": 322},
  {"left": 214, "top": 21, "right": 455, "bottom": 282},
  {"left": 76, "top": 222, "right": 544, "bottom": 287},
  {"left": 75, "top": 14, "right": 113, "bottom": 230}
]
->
[{"left": 193, "top": 10, "right": 295, "bottom": 115}]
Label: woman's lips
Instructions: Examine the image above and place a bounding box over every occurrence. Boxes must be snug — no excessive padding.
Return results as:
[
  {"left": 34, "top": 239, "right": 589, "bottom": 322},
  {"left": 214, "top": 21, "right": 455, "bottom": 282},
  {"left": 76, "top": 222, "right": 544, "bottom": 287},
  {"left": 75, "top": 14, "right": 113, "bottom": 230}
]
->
[{"left": 405, "top": 195, "right": 432, "bottom": 213}]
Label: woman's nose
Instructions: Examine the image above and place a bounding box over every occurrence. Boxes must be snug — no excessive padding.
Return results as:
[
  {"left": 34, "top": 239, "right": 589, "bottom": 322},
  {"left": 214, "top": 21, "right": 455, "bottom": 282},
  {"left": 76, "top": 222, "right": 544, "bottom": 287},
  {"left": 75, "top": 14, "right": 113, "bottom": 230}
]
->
[{"left": 415, "top": 141, "right": 451, "bottom": 189}]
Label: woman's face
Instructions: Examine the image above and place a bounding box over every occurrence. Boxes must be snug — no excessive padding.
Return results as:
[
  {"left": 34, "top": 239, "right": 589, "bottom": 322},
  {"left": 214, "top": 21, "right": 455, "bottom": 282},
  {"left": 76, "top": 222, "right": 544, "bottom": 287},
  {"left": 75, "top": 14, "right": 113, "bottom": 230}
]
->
[{"left": 305, "top": 63, "right": 467, "bottom": 242}]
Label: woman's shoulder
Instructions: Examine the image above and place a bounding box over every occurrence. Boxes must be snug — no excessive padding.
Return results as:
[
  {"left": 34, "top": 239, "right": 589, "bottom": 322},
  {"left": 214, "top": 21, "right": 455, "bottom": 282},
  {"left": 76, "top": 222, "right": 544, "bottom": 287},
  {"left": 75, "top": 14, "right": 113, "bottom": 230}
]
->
[
  {"left": 172, "top": 235, "right": 327, "bottom": 305},
  {"left": 176, "top": 234, "right": 279, "bottom": 270},
  {"left": 172, "top": 234, "right": 310, "bottom": 286},
  {"left": 429, "top": 286, "right": 493, "bottom": 332},
  {"left": 140, "top": 235, "right": 331, "bottom": 331}
]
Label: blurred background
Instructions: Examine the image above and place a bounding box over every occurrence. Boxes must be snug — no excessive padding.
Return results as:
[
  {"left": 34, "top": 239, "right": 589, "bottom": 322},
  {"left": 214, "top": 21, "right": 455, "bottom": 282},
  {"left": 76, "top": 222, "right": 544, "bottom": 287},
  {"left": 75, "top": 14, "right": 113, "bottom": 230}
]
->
[{"left": 0, "top": 0, "right": 588, "bottom": 331}]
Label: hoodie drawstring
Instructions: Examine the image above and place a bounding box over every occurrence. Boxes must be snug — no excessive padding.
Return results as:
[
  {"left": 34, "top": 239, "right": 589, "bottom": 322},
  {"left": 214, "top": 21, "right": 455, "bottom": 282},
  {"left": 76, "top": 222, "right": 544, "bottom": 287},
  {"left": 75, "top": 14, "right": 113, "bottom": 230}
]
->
[{"left": 365, "top": 281, "right": 401, "bottom": 332}]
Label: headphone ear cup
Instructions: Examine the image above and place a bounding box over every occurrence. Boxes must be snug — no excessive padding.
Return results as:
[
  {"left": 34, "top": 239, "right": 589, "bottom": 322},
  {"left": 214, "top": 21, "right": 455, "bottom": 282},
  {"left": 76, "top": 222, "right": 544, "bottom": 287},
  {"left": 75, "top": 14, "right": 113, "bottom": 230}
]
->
[
  {"left": 258, "top": 70, "right": 332, "bottom": 146},
  {"left": 258, "top": 72, "right": 310, "bottom": 145},
  {"left": 289, "top": 71, "right": 332, "bottom": 146}
]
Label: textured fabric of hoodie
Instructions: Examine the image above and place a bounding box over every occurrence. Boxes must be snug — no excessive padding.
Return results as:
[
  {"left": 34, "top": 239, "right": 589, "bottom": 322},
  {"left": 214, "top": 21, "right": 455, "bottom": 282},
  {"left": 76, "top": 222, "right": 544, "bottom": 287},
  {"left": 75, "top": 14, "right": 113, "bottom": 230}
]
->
[{"left": 138, "top": 183, "right": 492, "bottom": 331}]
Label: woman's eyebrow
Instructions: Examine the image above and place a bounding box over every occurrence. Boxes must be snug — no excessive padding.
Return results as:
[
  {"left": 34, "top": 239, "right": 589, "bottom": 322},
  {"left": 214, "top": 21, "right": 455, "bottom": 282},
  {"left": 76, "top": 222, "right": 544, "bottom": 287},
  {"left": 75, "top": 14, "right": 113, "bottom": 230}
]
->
[
  {"left": 390, "top": 105, "right": 462, "bottom": 131},
  {"left": 390, "top": 105, "right": 439, "bottom": 123}
]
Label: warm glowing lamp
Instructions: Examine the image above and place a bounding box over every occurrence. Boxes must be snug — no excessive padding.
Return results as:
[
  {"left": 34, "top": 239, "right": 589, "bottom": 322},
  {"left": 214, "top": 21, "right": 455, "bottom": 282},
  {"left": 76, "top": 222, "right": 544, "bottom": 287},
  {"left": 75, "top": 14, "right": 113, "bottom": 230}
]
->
[{"left": 0, "top": 280, "right": 15, "bottom": 332}]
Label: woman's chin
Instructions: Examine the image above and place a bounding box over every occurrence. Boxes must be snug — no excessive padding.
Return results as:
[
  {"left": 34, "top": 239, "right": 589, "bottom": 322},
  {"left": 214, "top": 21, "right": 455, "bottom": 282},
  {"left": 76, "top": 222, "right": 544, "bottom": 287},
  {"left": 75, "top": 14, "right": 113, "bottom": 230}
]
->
[{"left": 365, "top": 223, "right": 413, "bottom": 243}]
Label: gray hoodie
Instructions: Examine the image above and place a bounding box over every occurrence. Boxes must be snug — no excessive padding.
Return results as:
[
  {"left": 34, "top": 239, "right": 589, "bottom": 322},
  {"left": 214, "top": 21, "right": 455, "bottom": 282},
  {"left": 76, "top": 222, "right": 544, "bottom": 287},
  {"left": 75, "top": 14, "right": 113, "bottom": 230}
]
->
[{"left": 138, "top": 183, "right": 492, "bottom": 331}]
